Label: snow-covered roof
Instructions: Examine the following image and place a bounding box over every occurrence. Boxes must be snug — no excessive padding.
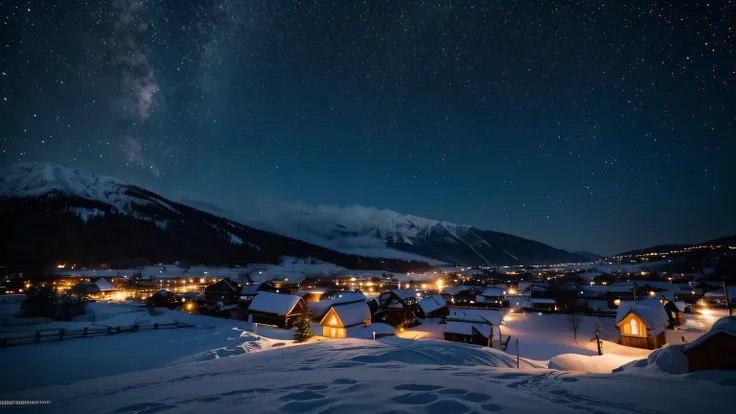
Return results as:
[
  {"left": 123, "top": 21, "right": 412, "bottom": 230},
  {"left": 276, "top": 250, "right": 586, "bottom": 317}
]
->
[
  {"left": 444, "top": 320, "right": 492, "bottom": 338},
  {"left": 481, "top": 287, "right": 504, "bottom": 297},
  {"left": 392, "top": 289, "right": 417, "bottom": 300},
  {"left": 448, "top": 309, "right": 501, "bottom": 326},
  {"left": 615, "top": 300, "right": 670, "bottom": 336},
  {"left": 418, "top": 295, "right": 446, "bottom": 315},
  {"left": 94, "top": 278, "right": 117, "bottom": 292},
  {"left": 247, "top": 292, "right": 303, "bottom": 315},
  {"left": 683, "top": 316, "right": 736, "bottom": 353},
  {"left": 240, "top": 284, "right": 261, "bottom": 295},
  {"left": 530, "top": 298, "right": 556, "bottom": 304},
  {"left": 322, "top": 301, "right": 371, "bottom": 327}
]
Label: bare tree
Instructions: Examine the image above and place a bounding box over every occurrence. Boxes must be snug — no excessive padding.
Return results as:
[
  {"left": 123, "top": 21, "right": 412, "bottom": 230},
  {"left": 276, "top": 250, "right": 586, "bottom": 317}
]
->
[{"left": 566, "top": 306, "right": 584, "bottom": 343}]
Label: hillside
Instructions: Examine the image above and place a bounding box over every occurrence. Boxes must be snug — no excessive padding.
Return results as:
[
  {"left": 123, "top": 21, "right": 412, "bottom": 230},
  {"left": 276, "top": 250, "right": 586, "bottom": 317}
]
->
[{"left": 0, "top": 162, "right": 430, "bottom": 272}]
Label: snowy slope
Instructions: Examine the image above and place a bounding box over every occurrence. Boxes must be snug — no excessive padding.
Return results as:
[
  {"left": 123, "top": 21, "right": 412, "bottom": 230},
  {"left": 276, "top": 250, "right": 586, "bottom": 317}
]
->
[{"left": 3, "top": 337, "right": 732, "bottom": 414}]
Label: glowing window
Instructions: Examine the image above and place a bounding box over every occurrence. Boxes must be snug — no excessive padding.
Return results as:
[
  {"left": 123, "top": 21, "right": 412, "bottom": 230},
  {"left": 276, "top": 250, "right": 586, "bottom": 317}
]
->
[{"left": 630, "top": 319, "right": 639, "bottom": 335}]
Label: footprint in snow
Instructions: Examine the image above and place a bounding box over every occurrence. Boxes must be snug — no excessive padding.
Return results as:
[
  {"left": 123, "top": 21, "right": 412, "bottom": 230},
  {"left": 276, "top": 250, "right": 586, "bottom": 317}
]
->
[
  {"left": 391, "top": 392, "right": 438, "bottom": 405},
  {"left": 393, "top": 384, "right": 443, "bottom": 392}
]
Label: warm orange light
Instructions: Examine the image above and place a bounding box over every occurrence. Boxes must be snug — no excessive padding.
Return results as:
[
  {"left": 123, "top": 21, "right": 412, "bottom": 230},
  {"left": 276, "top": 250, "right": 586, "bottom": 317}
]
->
[{"left": 614, "top": 299, "right": 621, "bottom": 306}]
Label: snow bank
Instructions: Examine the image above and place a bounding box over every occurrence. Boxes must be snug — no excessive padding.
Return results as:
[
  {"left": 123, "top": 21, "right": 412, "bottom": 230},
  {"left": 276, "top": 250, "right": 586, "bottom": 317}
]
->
[
  {"left": 613, "top": 344, "right": 689, "bottom": 374},
  {"left": 549, "top": 353, "right": 641, "bottom": 374}
]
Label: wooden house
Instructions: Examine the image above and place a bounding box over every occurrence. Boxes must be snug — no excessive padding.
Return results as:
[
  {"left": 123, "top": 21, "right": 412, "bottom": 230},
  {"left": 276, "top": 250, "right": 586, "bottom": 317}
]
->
[
  {"left": 475, "top": 287, "right": 505, "bottom": 309},
  {"left": 299, "top": 277, "right": 317, "bottom": 291},
  {"left": 204, "top": 279, "right": 240, "bottom": 307},
  {"left": 443, "top": 320, "right": 494, "bottom": 347},
  {"left": 369, "top": 289, "right": 418, "bottom": 327},
  {"left": 246, "top": 292, "right": 310, "bottom": 329},
  {"left": 615, "top": 300, "right": 669, "bottom": 350},
  {"left": 529, "top": 298, "right": 557, "bottom": 312},
  {"left": 682, "top": 316, "right": 736, "bottom": 372},
  {"left": 238, "top": 282, "right": 276, "bottom": 303},
  {"left": 662, "top": 299, "right": 686, "bottom": 326},
  {"left": 320, "top": 301, "right": 371, "bottom": 338},
  {"left": 417, "top": 294, "right": 449, "bottom": 319}
]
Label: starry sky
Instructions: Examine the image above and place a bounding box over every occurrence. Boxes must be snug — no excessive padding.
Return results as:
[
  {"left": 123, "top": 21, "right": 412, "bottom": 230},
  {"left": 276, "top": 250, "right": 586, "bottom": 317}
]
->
[{"left": 1, "top": 0, "right": 734, "bottom": 256}]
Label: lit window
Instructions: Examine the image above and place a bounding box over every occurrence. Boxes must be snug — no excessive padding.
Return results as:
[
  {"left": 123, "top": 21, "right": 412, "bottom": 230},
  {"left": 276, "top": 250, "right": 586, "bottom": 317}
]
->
[{"left": 630, "top": 319, "right": 638, "bottom": 335}]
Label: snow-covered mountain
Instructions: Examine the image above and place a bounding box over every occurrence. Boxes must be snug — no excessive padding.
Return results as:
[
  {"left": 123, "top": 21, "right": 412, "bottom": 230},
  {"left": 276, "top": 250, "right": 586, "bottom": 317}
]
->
[
  {"left": 0, "top": 162, "right": 431, "bottom": 271},
  {"left": 0, "top": 161, "right": 179, "bottom": 216},
  {"left": 239, "top": 204, "right": 589, "bottom": 266}
]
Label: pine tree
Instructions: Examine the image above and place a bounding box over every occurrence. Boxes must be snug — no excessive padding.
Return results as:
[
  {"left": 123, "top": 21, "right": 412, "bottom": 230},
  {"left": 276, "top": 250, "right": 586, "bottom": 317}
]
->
[{"left": 293, "top": 313, "right": 313, "bottom": 343}]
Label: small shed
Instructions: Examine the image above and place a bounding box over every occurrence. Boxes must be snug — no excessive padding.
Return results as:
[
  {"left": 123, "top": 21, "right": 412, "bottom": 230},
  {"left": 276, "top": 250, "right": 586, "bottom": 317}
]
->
[
  {"left": 247, "top": 292, "right": 310, "bottom": 329},
  {"left": 615, "top": 300, "right": 669, "bottom": 350},
  {"left": 443, "top": 320, "right": 493, "bottom": 347},
  {"left": 320, "top": 301, "right": 371, "bottom": 338},
  {"left": 682, "top": 316, "right": 736, "bottom": 372},
  {"left": 204, "top": 279, "right": 240, "bottom": 306},
  {"left": 417, "top": 294, "right": 448, "bottom": 318}
]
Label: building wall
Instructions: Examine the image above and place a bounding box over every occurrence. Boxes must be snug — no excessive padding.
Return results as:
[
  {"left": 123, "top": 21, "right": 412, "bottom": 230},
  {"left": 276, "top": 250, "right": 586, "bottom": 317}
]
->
[
  {"left": 322, "top": 325, "right": 346, "bottom": 338},
  {"left": 686, "top": 334, "right": 736, "bottom": 372}
]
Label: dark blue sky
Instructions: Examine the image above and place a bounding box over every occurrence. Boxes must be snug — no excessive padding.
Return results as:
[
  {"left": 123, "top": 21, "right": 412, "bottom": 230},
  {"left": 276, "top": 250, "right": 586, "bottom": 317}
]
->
[{"left": 1, "top": 0, "right": 734, "bottom": 255}]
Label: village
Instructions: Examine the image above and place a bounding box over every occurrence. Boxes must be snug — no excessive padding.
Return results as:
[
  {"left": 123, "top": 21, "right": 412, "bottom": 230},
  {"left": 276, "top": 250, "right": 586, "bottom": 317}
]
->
[{"left": 2, "top": 256, "right": 735, "bottom": 360}]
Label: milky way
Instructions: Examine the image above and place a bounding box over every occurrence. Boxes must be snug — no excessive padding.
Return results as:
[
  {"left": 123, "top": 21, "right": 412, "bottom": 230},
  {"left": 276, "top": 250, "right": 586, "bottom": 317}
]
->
[{"left": 0, "top": 0, "right": 734, "bottom": 254}]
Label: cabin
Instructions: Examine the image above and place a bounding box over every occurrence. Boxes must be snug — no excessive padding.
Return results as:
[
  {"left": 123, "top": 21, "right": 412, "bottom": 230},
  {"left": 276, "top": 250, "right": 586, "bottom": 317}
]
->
[
  {"left": 320, "top": 301, "right": 372, "bottom": 338},
  {"left": 662, "top": 300, "right": 686, "bottom": 326},
  {"left": 417, "top": 294, "right": 449, "bottom": 319},
  {"left": 299, "top": 277, "right": 317, "bottom": 291},
  {"left": 146, "top": 290, "right": 182, "bottom": 309},
  {"left": 682, "top": 316, "right": 736, "bottom": 372},
  {"left": 369, "top": 289, "right": 418, "bottom": 327},
  {"left": 615, "top": 300, "right": 669, "bottom": 350},
  {"left": 476, "top": 287, "right": 505, "bottom": 309},
  {"left": 443, "top": 320, "right": 493, "bottom": 347},
  {"left": 246, "top": 292, "right": 310, "bottom": 329},
  {"left": 529, "top": 297, "right": 557, "bottom": 312},
  {"left": 204, "top": 279, "right": 240, "bottom": 307}
]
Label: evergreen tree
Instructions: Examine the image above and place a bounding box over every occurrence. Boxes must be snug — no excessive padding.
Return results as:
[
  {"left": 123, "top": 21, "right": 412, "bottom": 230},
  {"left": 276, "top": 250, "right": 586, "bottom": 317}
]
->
[{"left": 293, "top": 313, "right": 313, "bottom": 343}]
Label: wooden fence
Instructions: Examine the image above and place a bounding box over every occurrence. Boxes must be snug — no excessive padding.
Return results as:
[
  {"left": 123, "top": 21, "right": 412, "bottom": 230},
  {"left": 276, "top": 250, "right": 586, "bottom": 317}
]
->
[{"left": 0, "top": 321, "right": 195, "bottom": 348}]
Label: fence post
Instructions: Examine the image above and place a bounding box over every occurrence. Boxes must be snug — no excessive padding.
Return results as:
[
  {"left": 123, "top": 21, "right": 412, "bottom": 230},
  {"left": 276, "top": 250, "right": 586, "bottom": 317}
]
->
[
  {"left": 83, "top": 327, "right": 88, "bottom": 337},
  {"left": 516, "top": 338, "right": 520, "bottom": 369},
  {"left": 59, "top": 329, "right": 65, "bottom": 341}
]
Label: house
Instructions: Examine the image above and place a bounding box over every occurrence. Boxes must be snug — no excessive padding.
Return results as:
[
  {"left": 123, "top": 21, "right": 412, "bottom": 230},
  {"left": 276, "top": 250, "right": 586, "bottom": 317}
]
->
[
  {"left": 476, "top": 287, "right": 505, "bottom": 309},
  {"left": 662, "top": 299, "right": 686, "bottom": 326},
  {"left": 417, "top": 294, "right": 448, "bottom": 319},
  {"left": 93, "top": 278, "right": 118, "bottom": 293},
  {"left": 246, "top": 292, "right": 310, "bottom": 329},
  {"left": 299, "top": 277, "right": 317, "bottom": 291},
  {"left": 615, "top": 300, "right": 669, "bottom": 350},
  {"left": 440, "top": 285, "right": 481, "bottom": 304},
  {"left": 443, "top": 320, "right": 493, "bottom": 347},
  {"left": 320, "top": 301, "right": 371, "bottom": 338},
  {"left": 204, "top": 279, "right": 240, "bottom": 307},
  {"left": 682, "top": 316, "right": 736, "bottom": 372},
  {"left": 369, "top": 289, "right": 418, "bottom": 327},
  {"left": 529, "top": 298, "right": 557, "bottom": 312}
]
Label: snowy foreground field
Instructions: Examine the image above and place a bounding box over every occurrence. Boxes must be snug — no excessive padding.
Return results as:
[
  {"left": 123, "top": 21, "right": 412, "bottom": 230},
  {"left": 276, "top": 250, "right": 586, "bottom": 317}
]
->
[
  {"left": 0, "top": 301, "right": 734, "bottom": 413},
  {"left": 2, "top": 338, "right": 735, "bottom": 414}
]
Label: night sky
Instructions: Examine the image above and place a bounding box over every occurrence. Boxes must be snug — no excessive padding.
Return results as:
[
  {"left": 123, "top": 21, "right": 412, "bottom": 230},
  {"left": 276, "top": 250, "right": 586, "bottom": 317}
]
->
[{"left": 1, "top": 0, "right": 734, "bottom": 255}]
